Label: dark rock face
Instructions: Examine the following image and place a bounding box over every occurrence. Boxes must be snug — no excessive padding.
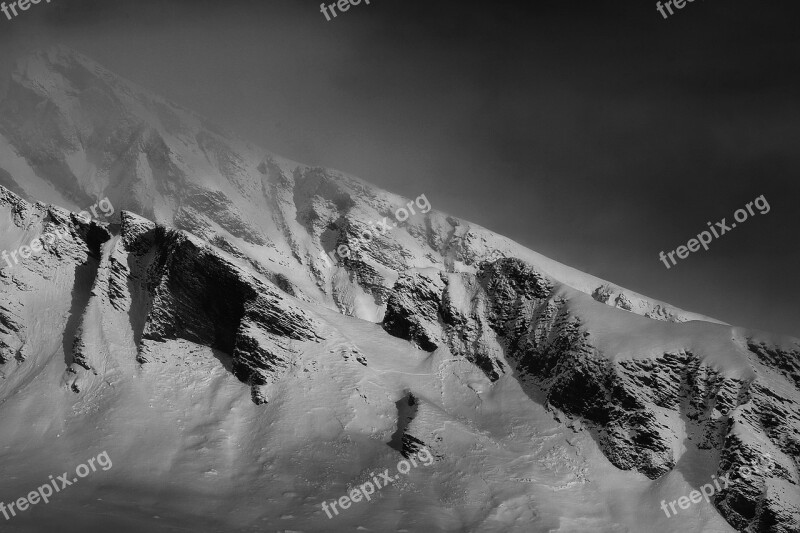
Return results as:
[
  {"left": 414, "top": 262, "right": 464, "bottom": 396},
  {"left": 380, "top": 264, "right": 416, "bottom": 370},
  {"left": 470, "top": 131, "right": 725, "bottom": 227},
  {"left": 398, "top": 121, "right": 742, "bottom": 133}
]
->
[
  {"left": 748, "top": 342, "right": 800, "bottom": 390},
  {"left": 0, "top": 298, "right": 24, "bottom": 364},
  {"left": 490, "top": 274, "right": 798, "bottom": 532},
  {"left": 382, "top": 272, "right": 445, "bottom": 352},
  {"left": 381, "top": 259, "right": 553, "bottom": 380},
  {"left": 4, "top": 188, "right": 791, "bottom": 533},
  {"left": 380, "top": 256, "right": 800, "bottom": 532},
  {"left": 183, "top": 188, "right": 266, "bottom": 246},
  {"left": 0, "top": 48, "right": 797, "bottom": 533},
  {"left": 388, "top": 392, "right": 420, "bottom": 457},
  {"left": 0, "top": 188, "right": 110, "bottom": 369},
  {"left": 387, "top": 392, "right": 431, "bottom": 460},
  {"left": 0, "top": 187, "right": 323, "bottom": 405},
  {"left": 713, "top": 375, "right": 800, "bottom": 533},
  {"left": 0, "top": 189, "right": 27, "bottom": 360},
  {"left": 118, "top": 217, "right": 323, "bottom": 402}
]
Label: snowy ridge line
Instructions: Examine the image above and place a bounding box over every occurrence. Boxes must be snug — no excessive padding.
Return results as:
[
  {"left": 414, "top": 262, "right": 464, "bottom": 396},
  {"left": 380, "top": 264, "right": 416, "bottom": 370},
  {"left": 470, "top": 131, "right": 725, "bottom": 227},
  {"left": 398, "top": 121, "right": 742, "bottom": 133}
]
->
[
  {"left": 0, "top": 46, "right": 798, "bottom": 533},
  {"left": 1, "top": 197, "right": 114, "bottom": 271},
  {"left": 319, "top": 193, "right": 432, "bottom": 267},
  {"left": 0, "top": 45, "right": 721, "bottom": 327}
]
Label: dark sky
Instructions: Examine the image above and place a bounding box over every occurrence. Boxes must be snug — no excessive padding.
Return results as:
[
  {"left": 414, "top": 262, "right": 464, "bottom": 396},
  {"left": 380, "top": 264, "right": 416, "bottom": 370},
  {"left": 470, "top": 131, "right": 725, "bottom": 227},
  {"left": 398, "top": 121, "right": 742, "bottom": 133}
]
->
[{"left": 2, "top": 0, "right": 799, "bottom": 337}]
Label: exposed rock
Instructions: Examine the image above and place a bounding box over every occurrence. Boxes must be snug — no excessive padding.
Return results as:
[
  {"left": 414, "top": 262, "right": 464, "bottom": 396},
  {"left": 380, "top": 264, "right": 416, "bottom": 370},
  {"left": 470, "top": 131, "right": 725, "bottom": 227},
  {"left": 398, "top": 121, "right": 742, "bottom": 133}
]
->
[
  {"left": 0, "top": 46, "right": 796, "bottom": 533},
  {"left": 125, "top": 222, "right": 323, "bottom": 399},
  {"left": 380, "top": 254, "right": 800, "bottom": 530},
  {"left": 383, "top": 272, "right": 446, "bottom": 352}
]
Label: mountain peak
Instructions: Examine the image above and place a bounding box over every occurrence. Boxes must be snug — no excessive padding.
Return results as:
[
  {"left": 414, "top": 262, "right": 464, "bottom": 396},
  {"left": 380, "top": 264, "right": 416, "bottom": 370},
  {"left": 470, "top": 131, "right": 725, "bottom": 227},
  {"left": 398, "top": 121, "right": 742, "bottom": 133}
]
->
[
  {"left": 0, "top": 46, "right": 725, "bottom": 327},
  {"left": 0, "top": 48, "right": 798, "bottom": 533}
]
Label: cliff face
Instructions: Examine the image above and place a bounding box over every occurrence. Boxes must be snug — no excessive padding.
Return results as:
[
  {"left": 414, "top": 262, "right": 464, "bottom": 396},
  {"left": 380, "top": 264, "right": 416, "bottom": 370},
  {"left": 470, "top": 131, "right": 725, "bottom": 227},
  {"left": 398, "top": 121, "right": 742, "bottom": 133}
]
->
[
  {"left": 0, "top": 189, "right": 323, "bottom": 391},
  {"left": 381, "top": 257, "right": 800, "bottom": 532},
  {"left": 0, "top": 47, "right": 798, "bottom": 533}
]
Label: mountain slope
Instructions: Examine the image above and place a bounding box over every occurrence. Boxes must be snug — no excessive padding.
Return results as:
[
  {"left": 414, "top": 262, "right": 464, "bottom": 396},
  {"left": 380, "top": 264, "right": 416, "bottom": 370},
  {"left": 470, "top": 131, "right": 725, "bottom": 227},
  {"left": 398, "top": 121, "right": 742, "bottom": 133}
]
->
[
  {"left": 0, "top": 47, "right": 798, "bottom": 533},
  {"left": 0, "top": 46, "right": 723, "bottom": 326}
]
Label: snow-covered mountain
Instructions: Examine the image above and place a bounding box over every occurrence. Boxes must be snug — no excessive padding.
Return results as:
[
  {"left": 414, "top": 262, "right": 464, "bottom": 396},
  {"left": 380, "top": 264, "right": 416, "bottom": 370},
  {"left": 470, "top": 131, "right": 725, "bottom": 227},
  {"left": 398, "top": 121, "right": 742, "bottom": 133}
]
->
[{"left": 0, "top": 46, "right": 797, "bottom": 533}]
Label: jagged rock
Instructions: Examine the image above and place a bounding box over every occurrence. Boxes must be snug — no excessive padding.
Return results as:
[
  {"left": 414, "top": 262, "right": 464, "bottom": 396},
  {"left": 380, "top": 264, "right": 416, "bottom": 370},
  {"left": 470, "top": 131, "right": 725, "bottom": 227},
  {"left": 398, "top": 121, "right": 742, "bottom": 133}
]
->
[
  {"left": 383, "top": 272, "right": 446, "bottom": 351},
  {"left": 125, "top": 223, "right": 323, "bottom": 399},
  {"left": 380, "top": 252, "right": 800, "bottom": 530},
  {"left": 0, "top": 46, "right": 797, "bottom": 533}
]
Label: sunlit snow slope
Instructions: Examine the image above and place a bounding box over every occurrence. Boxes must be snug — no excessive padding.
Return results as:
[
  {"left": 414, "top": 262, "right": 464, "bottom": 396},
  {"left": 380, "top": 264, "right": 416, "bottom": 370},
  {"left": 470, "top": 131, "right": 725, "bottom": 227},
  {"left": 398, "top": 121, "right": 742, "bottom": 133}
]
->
[{"left": 0, "top": 47, "right": 798, "bottom": 533}]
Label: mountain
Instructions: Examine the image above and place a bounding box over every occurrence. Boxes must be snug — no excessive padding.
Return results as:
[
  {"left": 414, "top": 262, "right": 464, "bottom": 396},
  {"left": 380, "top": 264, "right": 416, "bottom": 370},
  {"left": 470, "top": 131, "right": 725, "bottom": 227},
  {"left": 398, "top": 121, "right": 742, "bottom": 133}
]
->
[{"left": 0, "top": 46, "right": 797, "bottom": 533}]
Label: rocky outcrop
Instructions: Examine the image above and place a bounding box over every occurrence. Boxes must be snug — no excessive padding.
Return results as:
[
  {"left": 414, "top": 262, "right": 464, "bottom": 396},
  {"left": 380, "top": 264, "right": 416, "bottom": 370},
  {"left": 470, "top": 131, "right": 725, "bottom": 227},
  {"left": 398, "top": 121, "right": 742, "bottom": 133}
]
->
[
  {"left": 380, "top": 257, "right": 800, "bottom": 532},
  {"left": 496, "top": 284, "right": 800, "bottom": 532},
  {"left": 0, "top": 188, "right": 113, "bottom": 373},
  {"left": 121, "top": 213, "right": 323, "bottom": 402},
  {"left": 593, "top": 283, "right": 680, "bottom": 322},
  {"left": 389, "top": 392, "right": 420, "bottom": 457},
  {"left": 383, "top": 272, "right": 446, "bottom": 352},
  {"left": 0, "top": 47, "right": 797, "bottom": 532},
  {"left": 0, "top": 296, "right": 25, "bottom": 364}
]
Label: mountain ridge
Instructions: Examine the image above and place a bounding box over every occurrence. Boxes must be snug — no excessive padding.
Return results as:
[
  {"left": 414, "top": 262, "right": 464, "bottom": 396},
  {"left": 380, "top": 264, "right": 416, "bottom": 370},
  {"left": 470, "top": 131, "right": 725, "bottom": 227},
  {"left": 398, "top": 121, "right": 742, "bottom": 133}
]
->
[
  {"left": 0, "top": 45, "right": 724, "bottom": 328},
  {"left": 0, "top": 46, "right": 798, "bottom": 533}
]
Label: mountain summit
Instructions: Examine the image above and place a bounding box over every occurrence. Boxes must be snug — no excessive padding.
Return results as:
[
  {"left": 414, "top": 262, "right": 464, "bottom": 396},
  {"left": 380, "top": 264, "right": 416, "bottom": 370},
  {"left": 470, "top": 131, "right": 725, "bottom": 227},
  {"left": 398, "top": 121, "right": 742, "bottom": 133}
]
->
[{"left": 0, "top": 47, "right": 797, "bottom": 533}]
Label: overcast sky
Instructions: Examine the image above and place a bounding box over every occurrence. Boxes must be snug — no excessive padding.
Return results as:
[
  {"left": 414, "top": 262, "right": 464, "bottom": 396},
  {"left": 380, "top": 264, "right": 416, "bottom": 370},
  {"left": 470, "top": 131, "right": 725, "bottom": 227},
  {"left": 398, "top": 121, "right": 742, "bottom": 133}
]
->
[{"left": 2, "top": 0, "right": 799, "bottom": 337}]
